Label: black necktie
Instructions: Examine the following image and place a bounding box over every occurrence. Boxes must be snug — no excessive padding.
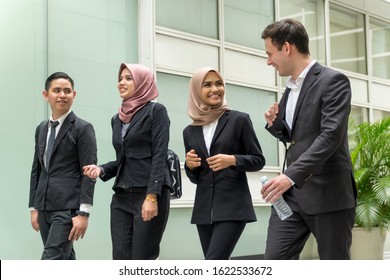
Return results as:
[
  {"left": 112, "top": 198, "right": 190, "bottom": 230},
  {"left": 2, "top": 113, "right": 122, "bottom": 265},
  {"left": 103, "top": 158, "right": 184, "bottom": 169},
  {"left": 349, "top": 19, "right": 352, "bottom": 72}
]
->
[{"left": 46, "top": 120, "right": 59, "bottom": 169}]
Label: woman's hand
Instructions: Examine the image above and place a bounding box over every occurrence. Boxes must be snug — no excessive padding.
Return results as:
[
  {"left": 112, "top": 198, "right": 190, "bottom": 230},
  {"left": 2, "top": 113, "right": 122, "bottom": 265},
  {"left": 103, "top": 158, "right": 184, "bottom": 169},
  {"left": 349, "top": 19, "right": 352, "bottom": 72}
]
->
[
  {"left": 185, "top": 149, "right": 201, "bottom": 171},
  {"left": 142, "top": 194, "right": 158, "bottom": 222},
  {"left": 82, "top": 165, "right": 101, "bottom": 179},
  {"left": 206, "top": 154, "right": 236, "bottom": 171}
]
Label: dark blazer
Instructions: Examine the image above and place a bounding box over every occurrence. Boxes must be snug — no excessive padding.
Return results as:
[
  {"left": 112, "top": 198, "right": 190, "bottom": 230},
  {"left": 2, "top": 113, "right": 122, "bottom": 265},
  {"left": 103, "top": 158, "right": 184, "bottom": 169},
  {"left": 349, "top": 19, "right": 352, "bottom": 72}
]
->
[
  {"left": 100, "top": 102, "right": 171, "bottom": 196},
  {"left": 267, "top": 62, "right": 357, "bottom": 215},
  {"left": 183, "top": 110, "right": 265, "bottom": 224},
  {"left": 29, "top": 112, "right": 97, "bottom": 210}
]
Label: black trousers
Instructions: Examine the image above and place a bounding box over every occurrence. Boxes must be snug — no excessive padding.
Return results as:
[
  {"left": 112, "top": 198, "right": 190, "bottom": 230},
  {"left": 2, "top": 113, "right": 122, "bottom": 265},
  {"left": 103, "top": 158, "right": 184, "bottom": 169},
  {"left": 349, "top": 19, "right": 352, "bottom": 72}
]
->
[
  {"left": 196, "top": 221, "right": 246, "bottom": 260},
  {"left": 38, "top": 210, "right": 75, "bottom": 260},
  {"left": 264, "top": 201, "right": 355, "bottom": 260},
  {"left": 110, "top": 187, "right": 170, "bottom": 260}
]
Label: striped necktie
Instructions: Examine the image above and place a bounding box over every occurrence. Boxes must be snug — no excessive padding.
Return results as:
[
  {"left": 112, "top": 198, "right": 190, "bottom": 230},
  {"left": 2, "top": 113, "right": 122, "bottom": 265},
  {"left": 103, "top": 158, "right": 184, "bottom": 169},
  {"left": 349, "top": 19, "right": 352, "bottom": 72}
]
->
[{"left": 46, "top": 120, "right": 59, "bottom": 168}]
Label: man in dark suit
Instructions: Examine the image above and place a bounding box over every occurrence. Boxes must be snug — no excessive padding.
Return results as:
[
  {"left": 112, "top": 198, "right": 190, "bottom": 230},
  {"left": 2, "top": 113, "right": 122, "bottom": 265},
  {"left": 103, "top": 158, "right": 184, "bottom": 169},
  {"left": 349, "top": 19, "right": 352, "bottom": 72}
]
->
[
  {"left": 260, "top": 19, "right": 357, "bottom": 260},
  {"left": 29, "top": 72, "right": 97, "bottom": 260}
]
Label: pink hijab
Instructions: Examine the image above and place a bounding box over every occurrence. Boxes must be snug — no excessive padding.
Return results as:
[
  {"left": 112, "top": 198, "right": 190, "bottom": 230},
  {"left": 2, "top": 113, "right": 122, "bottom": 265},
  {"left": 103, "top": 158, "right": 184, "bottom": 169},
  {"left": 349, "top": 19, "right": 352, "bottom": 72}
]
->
[
  {"left": 118, "top": 63, "right": 159, "bottom": 123},
  {"left": 188, "top": 67, "right": 230, "bottom": 126}
]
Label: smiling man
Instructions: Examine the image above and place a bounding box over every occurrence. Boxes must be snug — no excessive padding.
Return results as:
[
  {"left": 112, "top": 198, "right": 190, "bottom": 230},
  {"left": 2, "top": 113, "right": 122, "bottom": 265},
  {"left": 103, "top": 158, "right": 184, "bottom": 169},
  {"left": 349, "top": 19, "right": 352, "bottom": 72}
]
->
[{"left": 29, "top": 72, "right": 97, "bottom": 260}]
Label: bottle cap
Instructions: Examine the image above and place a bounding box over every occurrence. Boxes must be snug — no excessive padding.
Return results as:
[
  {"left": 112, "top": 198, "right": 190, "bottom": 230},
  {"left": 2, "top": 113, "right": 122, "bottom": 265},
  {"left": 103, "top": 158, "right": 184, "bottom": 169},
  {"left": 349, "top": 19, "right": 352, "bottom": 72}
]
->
[{"left": 260, "top": 176, "right": 268, "bottom": 184}]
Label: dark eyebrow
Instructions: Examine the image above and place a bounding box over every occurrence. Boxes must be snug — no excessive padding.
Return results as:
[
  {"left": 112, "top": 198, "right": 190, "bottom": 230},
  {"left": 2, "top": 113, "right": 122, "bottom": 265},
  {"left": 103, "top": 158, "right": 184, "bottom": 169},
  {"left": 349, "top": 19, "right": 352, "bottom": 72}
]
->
[{"left": 52, "top": 86, "right": 72, "bottom": 91}]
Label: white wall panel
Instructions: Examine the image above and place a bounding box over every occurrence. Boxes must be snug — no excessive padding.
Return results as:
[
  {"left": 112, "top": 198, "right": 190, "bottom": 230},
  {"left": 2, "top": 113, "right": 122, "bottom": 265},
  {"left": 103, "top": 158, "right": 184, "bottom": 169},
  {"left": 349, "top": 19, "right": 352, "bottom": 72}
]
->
[
  {"left": 350, "top": 77, "right": 368, "bottom": 103},
  {"left": 371, "top": 82, "right": 390, "bottom": 108},
  {"left": 155, "top": 34, "right": 219, "bottom": 73},
  {"left": 224, "top": 50, "right": 275, "bottom": 86}
]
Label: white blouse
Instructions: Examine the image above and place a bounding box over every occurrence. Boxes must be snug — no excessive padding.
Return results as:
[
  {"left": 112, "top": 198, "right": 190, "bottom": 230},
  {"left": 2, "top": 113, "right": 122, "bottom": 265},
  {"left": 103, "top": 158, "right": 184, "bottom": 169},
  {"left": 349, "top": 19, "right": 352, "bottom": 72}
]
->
[{"left": 202, "top": 118, "right": 219, "bottom": 155}]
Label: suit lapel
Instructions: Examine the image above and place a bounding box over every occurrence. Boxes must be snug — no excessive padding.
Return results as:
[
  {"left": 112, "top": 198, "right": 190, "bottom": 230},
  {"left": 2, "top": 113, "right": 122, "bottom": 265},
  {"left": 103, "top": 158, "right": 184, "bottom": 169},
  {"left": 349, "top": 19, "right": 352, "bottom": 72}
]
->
[
  {"left": 122, "top": 105, "right": 149, "bottom": 139},
  {"left": 291, "top": 62, "right": 321, "bottom": 130},
  {"left": 280, "top": 88, "right": 292, "bottom": 137},
  {"left": 211, "top": 111, "right": 229, "bottom": 146},
  {"left": 52, "top": 112, "right": 76, "bottom": 156},
  {"left": 192, "top": 126, "right": 209, "bottom": 158}
]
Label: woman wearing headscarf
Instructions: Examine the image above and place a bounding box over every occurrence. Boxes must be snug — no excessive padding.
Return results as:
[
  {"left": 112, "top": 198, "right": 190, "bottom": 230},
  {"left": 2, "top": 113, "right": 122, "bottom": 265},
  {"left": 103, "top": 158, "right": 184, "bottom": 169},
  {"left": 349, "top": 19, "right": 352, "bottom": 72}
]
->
[
  {"left": 183, "top": 67, "right": 265, "bottom": 259},
  {"left": 83, "top": 63, "right": 171, "bottom": 260}
]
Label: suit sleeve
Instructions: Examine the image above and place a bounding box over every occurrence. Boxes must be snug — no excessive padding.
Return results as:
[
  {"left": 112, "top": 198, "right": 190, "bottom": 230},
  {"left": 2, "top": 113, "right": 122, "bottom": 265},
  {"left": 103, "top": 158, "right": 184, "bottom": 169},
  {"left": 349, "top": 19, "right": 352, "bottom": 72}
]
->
[
  {"left": 183, "top": 128, "right": 201, "bottom": 185},
  {"left": 28, "top": 125, "right": 41, "bottom": 208},
  {"left": 148, "top": 104, "right": 170, "bottom": 195},
  {"left": 78, "top": 122, "right": 98, "bottom": 205},
  {"left": 234, "top": 114, "right": 266, "bottom": 172}
]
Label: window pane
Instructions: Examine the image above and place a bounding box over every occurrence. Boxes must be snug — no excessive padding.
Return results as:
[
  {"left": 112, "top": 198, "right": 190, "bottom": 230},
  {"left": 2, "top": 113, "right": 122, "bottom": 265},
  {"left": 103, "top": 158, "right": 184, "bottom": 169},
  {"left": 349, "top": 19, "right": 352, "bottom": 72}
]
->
[
  {"left": 373, "top": 110, "right": 390, "bottom": 122},
  {"left": 350, "top": 106, "right": 368, "bottom": 127},
  {"left": 224, "top": 0, "right": 273, "bottom": 50},
  {"left": 156, "top": 0, "right": 218, "bottom": 39},
  {"left": 279, "top": 0, "right": 325, "bottom": 64},
  {"left": 329, "top": 4, "right": 367, "bottom": 74},
  {"left": 226, "top": 84, "right": 279, "bottom": 166},
  {"left": 156, "top": 73, "right": 192, "bottom": 158},
  {"left": 370, "top": 18, "right": 390, "bottom": 80}
]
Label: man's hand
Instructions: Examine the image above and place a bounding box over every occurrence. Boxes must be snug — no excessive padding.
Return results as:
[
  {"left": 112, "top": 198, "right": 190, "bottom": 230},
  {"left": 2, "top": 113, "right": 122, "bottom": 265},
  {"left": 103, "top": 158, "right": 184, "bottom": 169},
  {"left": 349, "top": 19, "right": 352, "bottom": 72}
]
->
[
  {"left": 68, "top": 215, "right": 88, "bottom": 241},
  {"left": 265, "top": 102, "right": 279, "bottom": 127},
  {"left": 260, "top": 174, "right": 292, "bottom": 203},
  {"left": 30, "top": 209, "right": 39, "bottom": 232}
]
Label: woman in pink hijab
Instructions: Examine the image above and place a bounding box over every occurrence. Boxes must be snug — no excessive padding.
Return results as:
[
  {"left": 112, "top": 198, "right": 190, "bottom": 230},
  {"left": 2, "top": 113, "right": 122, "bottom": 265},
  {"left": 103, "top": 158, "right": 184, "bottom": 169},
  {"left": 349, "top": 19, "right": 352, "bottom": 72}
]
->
[
  {"left": 84, "top": 63, "right": 171, "bottom": 260},
  {"left": 183, "top": 67, "right": 265, "bottom": 259}
]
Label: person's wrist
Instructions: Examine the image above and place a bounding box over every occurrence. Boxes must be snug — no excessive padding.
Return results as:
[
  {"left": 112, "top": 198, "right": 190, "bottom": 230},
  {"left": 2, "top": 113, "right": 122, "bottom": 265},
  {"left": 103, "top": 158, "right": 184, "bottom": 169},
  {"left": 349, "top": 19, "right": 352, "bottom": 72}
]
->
[
  {"left": 145, "top": 194, "right": 157, "bottom": 203},
  {"left": 76, "top": 210, "right": 90, "bottom": 217}
]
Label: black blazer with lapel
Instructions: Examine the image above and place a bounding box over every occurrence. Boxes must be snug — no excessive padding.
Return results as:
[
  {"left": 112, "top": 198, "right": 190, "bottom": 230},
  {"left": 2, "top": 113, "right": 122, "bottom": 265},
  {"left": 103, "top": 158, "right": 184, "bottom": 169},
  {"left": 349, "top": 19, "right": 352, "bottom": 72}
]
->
[
  {"left": 99, "top": 102, "right": 171, "bottom": 196},
  {"left": 29, "top": 112, "right": 97, "bottom": 210},
  {"left": 267, "top": 62, "right": 357, "bottom": 215},
  {"left": 183, "top": 110, "right": 265, "bottom": 224}
]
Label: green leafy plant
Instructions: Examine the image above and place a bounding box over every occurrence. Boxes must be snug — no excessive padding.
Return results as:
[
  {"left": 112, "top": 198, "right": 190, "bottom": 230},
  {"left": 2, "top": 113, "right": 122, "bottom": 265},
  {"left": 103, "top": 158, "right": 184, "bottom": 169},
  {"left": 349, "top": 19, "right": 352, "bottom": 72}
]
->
[{"left": 349, "top": 117, "right": 390, "bottom": 231}]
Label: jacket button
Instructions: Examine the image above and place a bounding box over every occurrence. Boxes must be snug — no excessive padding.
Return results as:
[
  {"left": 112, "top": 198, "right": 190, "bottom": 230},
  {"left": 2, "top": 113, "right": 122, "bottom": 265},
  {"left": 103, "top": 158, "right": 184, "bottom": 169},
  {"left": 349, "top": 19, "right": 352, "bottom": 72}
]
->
[{"left": 291, "top": 140, "right": 296, "bottom": 145}]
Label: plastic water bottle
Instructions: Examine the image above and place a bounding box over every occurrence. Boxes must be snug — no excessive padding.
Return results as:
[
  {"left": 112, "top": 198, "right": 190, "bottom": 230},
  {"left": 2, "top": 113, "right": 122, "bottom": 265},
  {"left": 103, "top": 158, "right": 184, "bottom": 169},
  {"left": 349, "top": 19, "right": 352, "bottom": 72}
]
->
[{"left": 260, "top": 176, "right": 293, "bottom": 220}]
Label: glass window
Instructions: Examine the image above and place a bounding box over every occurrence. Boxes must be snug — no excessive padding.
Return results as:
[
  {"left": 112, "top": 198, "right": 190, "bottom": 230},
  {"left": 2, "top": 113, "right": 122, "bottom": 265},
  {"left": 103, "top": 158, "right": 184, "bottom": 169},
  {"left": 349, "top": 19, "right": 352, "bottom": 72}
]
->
[
  {"left": 224, "top": 0, "right": 274, "bottom": 50},
  {"left": 279, "top": 0, "right": 325, "bottom": 64},
  {"left": 226, "top": 84, "right": 279, "bottom": 166},
  {"left": 373, "top": 109, "right": 390, "bottom": 122},
  {"left": 350, "top": 106, "right": 369, "bottom": 127},
  {"left": 156, "top": 0, "right": 218, "bottom": 39},
  {"left": 329, "top": 4, "right": 367, "bottom": 74},
  {"left": 370, "top": 17, "right": 390, "bottom": 80},
  {"left": 156, "top": 72, "right": 192, "bottom": 158}
]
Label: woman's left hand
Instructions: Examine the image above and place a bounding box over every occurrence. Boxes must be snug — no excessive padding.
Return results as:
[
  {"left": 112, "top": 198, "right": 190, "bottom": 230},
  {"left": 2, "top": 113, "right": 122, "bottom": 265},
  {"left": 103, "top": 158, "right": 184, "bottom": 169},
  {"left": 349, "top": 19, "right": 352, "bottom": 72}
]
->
[
  {"left": 206, "top": 154, "right": 236, "bottom": 171},
  {"left": 142, "top": 194, "right": 158, "bottom": 221}
]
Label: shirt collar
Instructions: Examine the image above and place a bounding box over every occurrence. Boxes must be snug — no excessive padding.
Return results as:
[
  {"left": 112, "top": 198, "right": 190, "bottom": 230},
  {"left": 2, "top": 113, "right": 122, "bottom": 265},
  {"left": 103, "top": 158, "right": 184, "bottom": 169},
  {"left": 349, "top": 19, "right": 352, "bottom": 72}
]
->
[
  {"left": 286, "top": 60, "right": 316, "bottom": 89},
  {"left": 50, "top": 110, "right": 72, "bottom": 124}
]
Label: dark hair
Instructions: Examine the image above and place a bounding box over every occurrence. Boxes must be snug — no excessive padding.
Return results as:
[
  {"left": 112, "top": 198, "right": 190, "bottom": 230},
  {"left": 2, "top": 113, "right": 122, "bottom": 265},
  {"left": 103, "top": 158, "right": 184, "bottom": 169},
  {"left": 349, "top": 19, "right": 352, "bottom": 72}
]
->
[
  {"left": 261, "top": 19, "right": 310, "bottom": 55},
  {"left": 45, "top": 72, "right": 74, "bottom": 91}
]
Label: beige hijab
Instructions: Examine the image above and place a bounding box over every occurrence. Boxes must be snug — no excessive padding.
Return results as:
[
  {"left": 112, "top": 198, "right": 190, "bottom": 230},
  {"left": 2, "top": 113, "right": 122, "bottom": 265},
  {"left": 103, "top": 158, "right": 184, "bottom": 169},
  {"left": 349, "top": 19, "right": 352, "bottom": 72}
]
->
[
  {"left": 188, "top": 67, "right": 230, "bottom": 126},
  {"left": 118, "top": 63, "right": 158, "bottom": 123}
]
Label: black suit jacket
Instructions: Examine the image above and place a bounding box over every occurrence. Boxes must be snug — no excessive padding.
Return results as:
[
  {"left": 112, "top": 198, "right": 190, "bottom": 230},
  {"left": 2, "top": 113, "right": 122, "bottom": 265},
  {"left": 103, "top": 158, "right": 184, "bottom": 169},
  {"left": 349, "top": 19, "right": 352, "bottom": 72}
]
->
[
  {"left": 267, "top": 62, "right": 357, "bottom": 215},
  {"left": 29, "top": 112, "right": 97, "bottom": 210},
  {"left": 183, "top": 110, "right": 265, "bottom": 224},
  {"left": 100, "top": 102, "right": 171, "bottom": 196}
]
